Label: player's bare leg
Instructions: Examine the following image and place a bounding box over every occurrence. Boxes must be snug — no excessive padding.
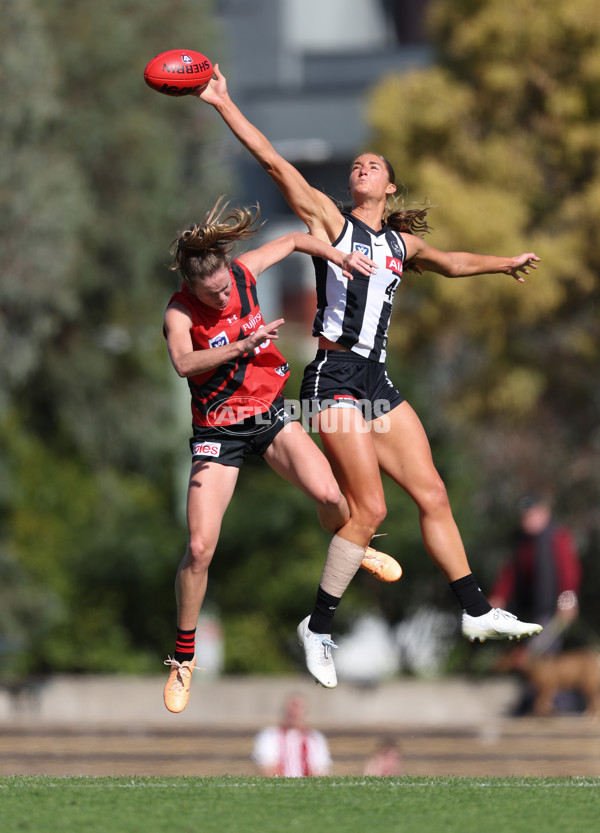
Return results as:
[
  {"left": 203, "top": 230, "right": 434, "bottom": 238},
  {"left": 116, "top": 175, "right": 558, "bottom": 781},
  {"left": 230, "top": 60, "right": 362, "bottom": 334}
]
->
[
  {"left": 164, "top": 461, "right": 239, "bottom": 713},
  {"left": 264, "top": 420, "right": 349, "bottom": 533},
  {"left": 372, "top": 401, "right": 469, "bottom": 581},
  {"left": 372, "top": 402, "right": 541, "bottom": 642},
  {"left": 265, "top": 417, "right": 400, "bottom": 687},
  {"left": 264, "top": 420, "right": 401, "bottom": 579},
  {"left": 287, "top": 409, "right": 388, "bottom": 686}
]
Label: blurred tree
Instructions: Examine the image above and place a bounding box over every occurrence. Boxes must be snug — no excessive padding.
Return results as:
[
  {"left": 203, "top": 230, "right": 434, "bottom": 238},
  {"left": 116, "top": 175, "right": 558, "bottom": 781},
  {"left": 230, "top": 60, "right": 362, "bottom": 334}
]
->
[
  {"left": 0, "top": 0, "right": 228, "bottom": 674},
  {"left": 365, "top": 0, "right": 600, "bottom": 604},
  {"left": 5, "top": 0, "right": 599, "bottom": 678},
  {"left": 10, "top": 0, "right": 227, "bottom": 475},
  {"left": 0, "top": 0, "right": 87, "bottom": 408}
]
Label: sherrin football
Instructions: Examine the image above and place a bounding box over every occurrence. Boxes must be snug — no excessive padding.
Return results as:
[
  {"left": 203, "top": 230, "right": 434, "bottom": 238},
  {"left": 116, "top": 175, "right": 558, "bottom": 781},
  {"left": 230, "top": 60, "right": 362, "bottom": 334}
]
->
[{"left": 144, "top": 49, "right": 213, "bottom": 97}]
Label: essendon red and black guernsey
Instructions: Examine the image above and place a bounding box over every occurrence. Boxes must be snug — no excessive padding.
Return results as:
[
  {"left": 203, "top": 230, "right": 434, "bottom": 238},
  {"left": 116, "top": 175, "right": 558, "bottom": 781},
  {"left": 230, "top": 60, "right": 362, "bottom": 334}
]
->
[{"left": 165, "top": 260, "right": 290, "bottom": 426}]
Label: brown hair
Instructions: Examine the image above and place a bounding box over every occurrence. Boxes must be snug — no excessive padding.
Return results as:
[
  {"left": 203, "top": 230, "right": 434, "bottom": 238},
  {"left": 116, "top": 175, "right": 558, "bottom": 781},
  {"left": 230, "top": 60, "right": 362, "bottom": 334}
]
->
[
  {"left": 385, "top": 198, "right": 433, "bottom": 275},
  {"left": 169, "top": 196, "right": 264, "bottom": 287},
  {"left": 379, "top": 154, "right": 396, "bottom": 185}
]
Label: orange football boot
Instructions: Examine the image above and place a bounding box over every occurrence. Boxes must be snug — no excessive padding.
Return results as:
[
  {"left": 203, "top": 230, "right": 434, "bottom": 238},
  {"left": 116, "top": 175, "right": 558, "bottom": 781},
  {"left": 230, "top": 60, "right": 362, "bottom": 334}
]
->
[
  {"left": 163, "top": 656, "right": 198, "bottom": 713},
  {"left": 360, "top": 547, "right": 403, "bottom": 583}
]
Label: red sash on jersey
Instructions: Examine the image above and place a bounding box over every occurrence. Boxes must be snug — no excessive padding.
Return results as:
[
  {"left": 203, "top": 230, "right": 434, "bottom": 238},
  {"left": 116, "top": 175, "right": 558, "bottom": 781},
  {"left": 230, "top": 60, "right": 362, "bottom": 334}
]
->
[
  {"left": 278, "top": 728, "right": 312, "bottom": 777},
  {"left": 165, "top": 261, "right": 289, "bottom": 426}
]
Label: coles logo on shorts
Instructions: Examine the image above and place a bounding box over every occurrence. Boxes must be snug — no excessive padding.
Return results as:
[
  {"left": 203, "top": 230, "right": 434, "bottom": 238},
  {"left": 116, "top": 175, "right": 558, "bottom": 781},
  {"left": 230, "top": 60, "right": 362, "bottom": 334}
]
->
[
  {"left": 208, "top": 331, "right": 229, "bottom": 349},
  {"left": 192, "top": 442, "right": 221, "bottom": 458}
]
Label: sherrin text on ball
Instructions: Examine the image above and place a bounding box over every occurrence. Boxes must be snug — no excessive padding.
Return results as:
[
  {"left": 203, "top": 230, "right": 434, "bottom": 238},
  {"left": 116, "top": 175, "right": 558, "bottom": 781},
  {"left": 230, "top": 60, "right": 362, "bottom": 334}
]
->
[{"left": 144, "top": 49, "right": 213, "bottom": 97}]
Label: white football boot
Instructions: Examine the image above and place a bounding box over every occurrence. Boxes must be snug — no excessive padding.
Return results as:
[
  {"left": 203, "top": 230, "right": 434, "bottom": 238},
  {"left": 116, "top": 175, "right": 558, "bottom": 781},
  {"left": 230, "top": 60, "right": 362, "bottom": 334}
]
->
[
  {"left": 297, "top": 615, "right": 338, "bottom": 688},
  {"left": 462, "top": 608, "right": 543, "bottom": 643}
]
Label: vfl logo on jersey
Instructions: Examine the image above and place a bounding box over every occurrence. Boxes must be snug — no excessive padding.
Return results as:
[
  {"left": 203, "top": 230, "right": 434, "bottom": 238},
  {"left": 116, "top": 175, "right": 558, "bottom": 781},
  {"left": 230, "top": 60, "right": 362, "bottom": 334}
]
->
[
  {"left": 208, "top": 331, "right": 229, "bottom": 348},
  {"left": 353, "top": 242, "right": 371, "bottom": 257},
  {"left": 386, "top": 256, "right": 403, "bottom": 275},
  {"left": 192, "top": 442, "right": 221, "bottom": 458}
]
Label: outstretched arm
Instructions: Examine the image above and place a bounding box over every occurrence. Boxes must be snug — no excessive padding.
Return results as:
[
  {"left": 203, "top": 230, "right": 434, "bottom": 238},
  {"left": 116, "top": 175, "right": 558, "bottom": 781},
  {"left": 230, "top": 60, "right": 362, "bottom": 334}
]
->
[
  {"left": 196, "top": 65, "right": 344, "bottom": 242},
  {"left": 404, "top": 235, "right": 540, "bottom": 283},
  {"left": 237, "top": 231, "right": 377, "bottom": 280}
]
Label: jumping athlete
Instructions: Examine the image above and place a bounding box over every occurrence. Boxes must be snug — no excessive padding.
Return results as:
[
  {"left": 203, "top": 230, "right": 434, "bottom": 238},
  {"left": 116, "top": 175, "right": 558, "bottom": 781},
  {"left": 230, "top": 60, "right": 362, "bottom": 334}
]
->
[
  {"left": 193, "top": 67, "right": 543, "bottom": 689},
  {"left": 162, "top": 197, "right": 401, "bottom": 711}
]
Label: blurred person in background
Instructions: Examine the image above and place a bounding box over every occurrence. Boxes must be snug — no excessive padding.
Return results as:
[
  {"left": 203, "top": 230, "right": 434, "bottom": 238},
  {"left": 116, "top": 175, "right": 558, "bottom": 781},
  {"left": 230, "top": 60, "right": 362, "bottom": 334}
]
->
[
  {"left": 489, "top": 494, "right": 582, "bottom": 655},
  {"left": 363, "top": 735, "right": 404, "bottom": 776},
  {"left": 490, "top": 495, "right": 583, "bottom": 714},
  {"left": 252, "top": 694, "right": 332, "bottom": 777}
]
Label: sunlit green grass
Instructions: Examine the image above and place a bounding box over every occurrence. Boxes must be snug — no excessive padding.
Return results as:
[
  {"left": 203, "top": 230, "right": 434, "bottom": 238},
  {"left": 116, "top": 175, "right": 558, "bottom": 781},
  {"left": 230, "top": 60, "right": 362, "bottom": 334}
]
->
[{"left": 2, "top": 776, "right": 600, "bottom": 833}]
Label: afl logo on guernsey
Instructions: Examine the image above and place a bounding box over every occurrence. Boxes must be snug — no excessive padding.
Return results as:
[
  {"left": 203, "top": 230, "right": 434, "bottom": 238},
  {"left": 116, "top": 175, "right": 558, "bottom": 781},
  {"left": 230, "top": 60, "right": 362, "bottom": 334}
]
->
[{"left": 208, "top": 331, "right": 229, "bottom": 349}]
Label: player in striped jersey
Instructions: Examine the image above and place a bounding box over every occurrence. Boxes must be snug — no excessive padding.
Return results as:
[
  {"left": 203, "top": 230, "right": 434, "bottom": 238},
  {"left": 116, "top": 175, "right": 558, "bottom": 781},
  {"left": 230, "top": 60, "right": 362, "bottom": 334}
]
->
[
  {"left": 252, "top": 694, "right": 331, "bottom": 777},
  {"left": 162, "top": 197, "right": 401, "bottom": 711},
  {"left": 196, "top": 68, "right": 543, "bottom": 688}
]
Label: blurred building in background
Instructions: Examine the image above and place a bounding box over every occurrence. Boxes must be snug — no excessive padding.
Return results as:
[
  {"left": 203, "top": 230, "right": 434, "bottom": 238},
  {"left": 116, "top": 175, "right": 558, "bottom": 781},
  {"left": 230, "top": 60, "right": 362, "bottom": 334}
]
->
[{"left": 213, "top": 0, "right": 432, "bottom": 330}]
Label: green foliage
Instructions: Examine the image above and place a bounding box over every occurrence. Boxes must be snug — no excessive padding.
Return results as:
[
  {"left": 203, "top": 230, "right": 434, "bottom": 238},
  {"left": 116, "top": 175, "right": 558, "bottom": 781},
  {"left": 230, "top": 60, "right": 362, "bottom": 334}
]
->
[
  {"left": 2, "top": 0, "right": 226, "bottom": 474},
  {"left": 0, "top": 0, "right": 88, "bottom": 400},
  {"left": 365, "top": 0, "right": 600, "bottom": 598},
  {"left": 0, "top": 0, "right": 225, "bottom": 677},
  {"left": 1, "top": 415, "right": 180, "bottom": 674},
  {"left": 3, "top": 0, "right": 600, "bottom": 678},
  {"left": 224, "top": 612, "right": 297, "bottom": 674}
]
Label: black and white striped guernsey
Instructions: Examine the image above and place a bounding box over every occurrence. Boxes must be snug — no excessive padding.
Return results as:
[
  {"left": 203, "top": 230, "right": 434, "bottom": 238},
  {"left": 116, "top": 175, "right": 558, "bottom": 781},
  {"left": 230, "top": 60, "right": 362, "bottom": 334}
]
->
[{"left": 311, "top": 212, "right": 407, "bottom": 362}]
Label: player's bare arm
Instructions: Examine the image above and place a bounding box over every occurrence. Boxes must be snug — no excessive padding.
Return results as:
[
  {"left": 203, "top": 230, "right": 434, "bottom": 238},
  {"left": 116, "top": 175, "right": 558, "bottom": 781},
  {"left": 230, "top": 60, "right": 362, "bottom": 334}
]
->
[
  {"left": 238, "top": 232, "right": 376, "bottom": 280},
  {"left": 165, "top": 303, "right": 284, "bottom": 377},
  {"left": 404, "top": 234, "right": 540, "bottom": 283},
  {"left": 198, "top": 65, "right": 344, "bottom": 242}
]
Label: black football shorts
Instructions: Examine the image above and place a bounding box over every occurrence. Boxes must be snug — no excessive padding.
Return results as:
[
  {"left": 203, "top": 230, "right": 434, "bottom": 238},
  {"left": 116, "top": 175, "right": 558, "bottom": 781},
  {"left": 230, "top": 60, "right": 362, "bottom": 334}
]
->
[
  {"left": 299, "top": 349, "right": 403, "bottom": 421},
  {"left": 189, "top": 396, "right": 291, "bottom": 467}
]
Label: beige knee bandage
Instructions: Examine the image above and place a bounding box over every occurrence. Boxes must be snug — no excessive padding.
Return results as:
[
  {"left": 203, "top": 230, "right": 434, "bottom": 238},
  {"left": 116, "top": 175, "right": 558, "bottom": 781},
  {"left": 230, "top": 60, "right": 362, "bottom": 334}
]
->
[{"left": 320, "top": 534, "right": 366, "bottom": 598}]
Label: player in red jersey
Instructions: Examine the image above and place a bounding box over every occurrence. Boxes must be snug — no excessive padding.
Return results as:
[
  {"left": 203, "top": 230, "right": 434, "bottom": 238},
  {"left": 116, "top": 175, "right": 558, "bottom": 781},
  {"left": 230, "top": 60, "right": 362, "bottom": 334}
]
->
[{"left": 162, "top": 197, "right": 397, "bottom": 711}]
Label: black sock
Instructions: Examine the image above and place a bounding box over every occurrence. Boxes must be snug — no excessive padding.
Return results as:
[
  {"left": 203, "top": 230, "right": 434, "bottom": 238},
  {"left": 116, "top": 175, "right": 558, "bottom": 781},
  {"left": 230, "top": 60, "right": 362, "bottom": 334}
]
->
[
  {"left": 308, "top": 586, "right": 341, "bottom": 634},
  {"left": 449, "top": 574, "right": 492, "bottom": 617},
  {"left": 174, "top": 627, "right": 196, "bottom": 663}
]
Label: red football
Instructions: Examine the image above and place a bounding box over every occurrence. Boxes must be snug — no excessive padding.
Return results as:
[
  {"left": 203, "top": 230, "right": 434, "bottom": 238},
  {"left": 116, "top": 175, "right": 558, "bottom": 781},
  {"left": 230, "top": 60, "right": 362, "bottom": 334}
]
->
[{"left": 144, "top": 49, "right": 213, "bottom": 97}]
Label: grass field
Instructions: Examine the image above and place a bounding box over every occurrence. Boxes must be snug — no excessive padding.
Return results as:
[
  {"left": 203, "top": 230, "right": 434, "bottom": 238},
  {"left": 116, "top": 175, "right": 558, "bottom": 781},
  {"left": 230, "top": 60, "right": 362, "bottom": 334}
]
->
[{"left": 2, "top": 776, "right": 600, "bottom": 833}]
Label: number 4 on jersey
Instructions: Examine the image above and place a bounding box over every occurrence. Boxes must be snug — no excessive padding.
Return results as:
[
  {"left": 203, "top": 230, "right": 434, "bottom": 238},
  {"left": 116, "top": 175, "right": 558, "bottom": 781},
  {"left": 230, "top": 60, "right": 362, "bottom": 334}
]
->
[{"left": 385, "top": 278, "right": 399, "bottom": 302}]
